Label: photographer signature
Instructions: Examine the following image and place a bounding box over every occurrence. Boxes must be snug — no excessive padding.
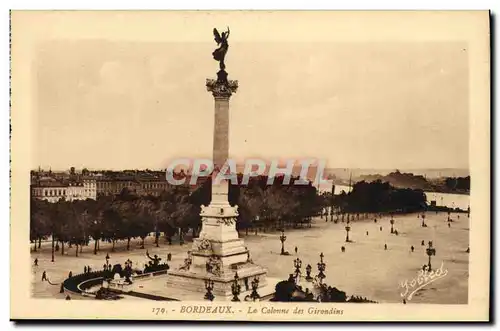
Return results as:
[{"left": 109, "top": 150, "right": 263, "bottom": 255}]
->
[{"left": 399, "top": 262, "right": 448, "bottom": 301}]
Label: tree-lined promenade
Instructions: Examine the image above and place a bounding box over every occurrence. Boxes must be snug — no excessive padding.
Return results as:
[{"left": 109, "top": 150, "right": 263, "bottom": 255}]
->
[
  {"left": 32, "top": 210, "right": 469, "bottom": 304},
  {"left": 31, "top": 175, "right": 429, "bottom": 261}
]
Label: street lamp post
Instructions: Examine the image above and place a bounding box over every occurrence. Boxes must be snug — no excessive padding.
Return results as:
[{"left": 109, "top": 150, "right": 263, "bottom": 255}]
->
[
  {"left": 204, "top": 279, "right": 215, "bottom": 301},
  {"left": 105, "top": 253, "right": 110, "bottom": 270},
  {"left": 293, "top": 258, "right": 302, "bottom": 283},
  {"left": 231, "top": 272, "right": 241, "bottom": 302},
  {"left": 426, "top": 242, "right": 437, "bottom": 271},
  {"left": 317, "top": 252, "right": 326, "bottom": 284},
  {"left": 345, "top": 221, "right": 351, "bottom": 242},
  {"left": 390, "top": 214, "right": 395, "bottom": 234},
  {"left": 154, "top": 221, "right": 160, "bottom": 248},
  {"left": 305, "top": 264, "right": 313, "bottom": 281},
  {"left": 280, "top": 230, "right": 287, "bottom": 255},
  {"left": 93, "top": 220, "right": 99, "bottom": 255},
  {"left": 249, "top": 277, "right": 261, "bottom": 301}
]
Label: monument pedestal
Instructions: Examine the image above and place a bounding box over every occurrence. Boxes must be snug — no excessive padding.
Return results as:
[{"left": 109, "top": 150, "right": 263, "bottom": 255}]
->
[{"left": 165, "top": 201, "right": 269, "bottom": 299}]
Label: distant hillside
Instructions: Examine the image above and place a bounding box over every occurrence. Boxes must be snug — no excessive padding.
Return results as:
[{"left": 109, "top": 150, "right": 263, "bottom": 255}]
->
[
  {"left": 357, "top": 171, "right": 432, "bottom": 190},
  {"left": 323, "top": 168, "right": 469, "bottom": 182},
  {"left": 351, "top": 170, "right": 470, "bottom": 194}
]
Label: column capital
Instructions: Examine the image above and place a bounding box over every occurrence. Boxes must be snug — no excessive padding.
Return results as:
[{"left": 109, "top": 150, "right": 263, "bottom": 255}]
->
[{"left": 206, "top": 78, "right": 238, "bottom": 99}]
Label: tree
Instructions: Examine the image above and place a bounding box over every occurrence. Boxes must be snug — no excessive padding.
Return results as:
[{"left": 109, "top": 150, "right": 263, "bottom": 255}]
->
[
  {"left": 237, "top": 185, "right": 264, "bottom": 234},
  {"left": 101, "top": 203, "right": 123, "bottom": 252},
  {"left": 30, "top": 199, "right": 50, "bottom": 252},
  {"left": 49, "top": 201, "right": 71, "bottom": 262}
]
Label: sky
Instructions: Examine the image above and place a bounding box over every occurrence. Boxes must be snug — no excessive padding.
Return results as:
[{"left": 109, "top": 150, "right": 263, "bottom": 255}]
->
[{"left": 29, "top": 13, "right": 470, "bottom": 171}]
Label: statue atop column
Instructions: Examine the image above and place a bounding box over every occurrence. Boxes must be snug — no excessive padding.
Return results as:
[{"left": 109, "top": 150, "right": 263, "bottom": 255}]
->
[
  {"left": 212, "top": 27, "right": 230, "bottom": 71},
  {"left": 209, "top": 27, "right": 238, "bottom": 92}
]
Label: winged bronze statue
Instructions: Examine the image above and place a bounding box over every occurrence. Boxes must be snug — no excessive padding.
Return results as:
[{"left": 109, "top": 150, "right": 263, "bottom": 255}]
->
[{"left": 212, "top": 27, "right": 230, "bottom": 71}]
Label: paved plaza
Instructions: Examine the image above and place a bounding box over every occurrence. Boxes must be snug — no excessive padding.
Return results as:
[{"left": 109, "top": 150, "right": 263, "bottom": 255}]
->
[{"left": 31, "top": 211, "right": 469, "bottom": 303}]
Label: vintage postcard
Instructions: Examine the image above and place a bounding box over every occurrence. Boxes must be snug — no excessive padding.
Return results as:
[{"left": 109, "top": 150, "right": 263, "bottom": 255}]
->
[{"left": 10, "top": 10, "right": 490, "bottom": 321}]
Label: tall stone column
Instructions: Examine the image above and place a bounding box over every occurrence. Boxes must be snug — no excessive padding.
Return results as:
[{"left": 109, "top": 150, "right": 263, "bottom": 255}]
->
[
  {"left": 206, "top": 72, "right": 238, "bottom": 206},
  {"left": 192, "top": 72, "right": 240, "bottom": 246}
]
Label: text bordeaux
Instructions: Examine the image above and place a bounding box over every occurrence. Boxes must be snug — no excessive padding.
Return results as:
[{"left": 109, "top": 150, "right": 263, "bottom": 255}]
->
[{"left": 180, "top": 305, "right": 234, "bottom": 314}]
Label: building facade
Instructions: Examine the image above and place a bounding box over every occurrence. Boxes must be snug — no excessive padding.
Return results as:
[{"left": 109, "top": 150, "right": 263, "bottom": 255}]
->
[{"left": 31, "top": 177, "right": 97, "bottom": 202}]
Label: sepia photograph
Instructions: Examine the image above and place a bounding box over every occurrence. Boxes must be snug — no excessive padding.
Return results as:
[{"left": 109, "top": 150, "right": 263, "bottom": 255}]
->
[{"left": 10, "top": 10, "right": 490, "bottom": 321}]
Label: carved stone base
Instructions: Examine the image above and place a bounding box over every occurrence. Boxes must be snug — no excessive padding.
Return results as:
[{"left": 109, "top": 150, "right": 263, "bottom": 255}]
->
[
  {"left": 164, "top": 198, "right": 269, "bottom": 299},
  {"left": 165, "top": 262, "right": 268, "bottom": 298}
]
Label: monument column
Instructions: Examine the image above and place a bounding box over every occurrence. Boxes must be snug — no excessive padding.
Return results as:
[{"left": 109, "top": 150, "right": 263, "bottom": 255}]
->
[{"left": 206, "top": 71, "right": 238, "bottom": 206}]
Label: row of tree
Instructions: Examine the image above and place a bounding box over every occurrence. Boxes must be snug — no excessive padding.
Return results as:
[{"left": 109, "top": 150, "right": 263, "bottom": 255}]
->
[
  {"left": 334, "top": 180, "right": 427, "bottom": 214},
  {"left": 30, "top": 176, "right": 429, "bottom": 261},
  {"left": 443, "top": 176, "right": 470, "bottom": 191},
  {"left": 30, "top": 175, "right": 324, "bottom": 260}
]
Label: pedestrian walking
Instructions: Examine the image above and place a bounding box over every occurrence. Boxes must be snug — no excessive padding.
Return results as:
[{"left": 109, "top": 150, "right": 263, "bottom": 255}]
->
[
  {"left": 34, "top": 258, "right": 38, "bottom": 266},
  {"left": 41, "top": 271, "right": 47, "bottom": 281}
]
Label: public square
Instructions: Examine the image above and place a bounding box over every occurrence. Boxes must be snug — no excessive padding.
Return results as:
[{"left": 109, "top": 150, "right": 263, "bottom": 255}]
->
[{"left": 31, "top": 211, "right": 469, "bottom": 304}]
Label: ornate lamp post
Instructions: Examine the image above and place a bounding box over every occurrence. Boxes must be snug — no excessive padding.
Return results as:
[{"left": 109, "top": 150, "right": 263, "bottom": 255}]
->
[
  {"left": 293, "top": 258, "right": 302, "bottom": 283},
  {"left": 317, "top": 252, "right": 326, "bottom": 284},
  {"left": 105, "top": 253, "right": 110, "bottom": 271},
  {"left": 345, "top": 221, "right": 351, "bottom": 242},
  {"left": 124, "top": 259, "right": 132, "bottom": 282},
  {"left": 93, "top": 219, "right": 102, "bottom": 255},
  {"left": 279, "top": 230, "right": 287, "bottom": 255},
  {"left": 305, "top": 264, "right": 313, "bottom": 281},
  {"left": 154, "top": 221, "right": 160, "bottom": 248},
  {"left": 204, "top": 279, "right": 215, "bottom": 301},
  {"left": 249, "top": 277, "right": 261, "bottom": 301},
  {"left": 390, "top": 214, "right": 395, "bottom": 234},
  {"left": 426, "top": 242, "right": 437, "bottom": 271},
  {"left": 231, "top": 272, "right": 241, "bottom": 302},
  {"left": 421, "top": 213, "right": 426, "bottom": 227}
]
